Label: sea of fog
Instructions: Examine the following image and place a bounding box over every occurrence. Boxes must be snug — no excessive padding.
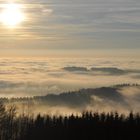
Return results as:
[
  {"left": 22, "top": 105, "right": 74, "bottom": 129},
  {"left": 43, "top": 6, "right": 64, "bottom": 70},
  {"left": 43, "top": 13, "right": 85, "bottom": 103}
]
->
[{"left": 0, "top": 57, "right": 140, "bottom": 98}]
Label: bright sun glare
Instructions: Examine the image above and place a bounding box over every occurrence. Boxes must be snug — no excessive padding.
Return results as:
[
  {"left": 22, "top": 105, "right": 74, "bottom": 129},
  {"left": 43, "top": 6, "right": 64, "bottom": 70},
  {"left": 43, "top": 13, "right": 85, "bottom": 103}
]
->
[{"left": 0, "top": 3, "right": 25, "bottom": 28}]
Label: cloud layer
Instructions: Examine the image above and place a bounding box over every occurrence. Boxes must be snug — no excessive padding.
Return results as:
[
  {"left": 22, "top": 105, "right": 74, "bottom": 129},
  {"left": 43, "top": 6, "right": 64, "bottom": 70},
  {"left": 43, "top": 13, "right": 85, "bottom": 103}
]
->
[
  {"left": 0, "top": 0, "right": 140, "bottom": 52},
  {"left": 0, "top": 57, "right": 139, "bottom": 98}
]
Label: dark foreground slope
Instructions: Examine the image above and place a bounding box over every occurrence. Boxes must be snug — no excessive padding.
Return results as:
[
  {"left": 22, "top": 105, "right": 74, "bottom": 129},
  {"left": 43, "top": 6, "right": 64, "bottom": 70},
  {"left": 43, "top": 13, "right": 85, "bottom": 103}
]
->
[
  {"left": 25, "top": 112, "right": 140, "bottom": 140},
  {"left": 0, "top": 103, "right": 140, "bottom": 140}
]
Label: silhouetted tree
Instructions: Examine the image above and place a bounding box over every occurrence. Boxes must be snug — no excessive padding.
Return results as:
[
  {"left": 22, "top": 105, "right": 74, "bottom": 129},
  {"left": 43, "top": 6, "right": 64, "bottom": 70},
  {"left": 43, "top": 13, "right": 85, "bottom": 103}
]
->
[{"left": 0, "top": 103, "right": 140, "bottom": 140}]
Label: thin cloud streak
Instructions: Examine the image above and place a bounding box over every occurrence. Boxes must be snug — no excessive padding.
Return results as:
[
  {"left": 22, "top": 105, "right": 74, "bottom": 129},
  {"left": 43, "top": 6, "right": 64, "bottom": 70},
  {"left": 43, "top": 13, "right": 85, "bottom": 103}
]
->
[{"left": 0, "top": 0, "right": 140, "bottom": 51}]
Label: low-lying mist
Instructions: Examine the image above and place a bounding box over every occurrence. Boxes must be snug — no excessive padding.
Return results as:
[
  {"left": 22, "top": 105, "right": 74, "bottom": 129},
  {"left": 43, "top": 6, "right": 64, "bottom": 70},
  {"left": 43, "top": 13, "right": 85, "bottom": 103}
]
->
[
  {"left": 2, "top": 84, "right": 140, "bottom": 116},
  {"left": 0, "top": 57, "right": 140, "bottom": 115},
  {"left": 0, "top": 57, "right": 140, "bottom": 98}
]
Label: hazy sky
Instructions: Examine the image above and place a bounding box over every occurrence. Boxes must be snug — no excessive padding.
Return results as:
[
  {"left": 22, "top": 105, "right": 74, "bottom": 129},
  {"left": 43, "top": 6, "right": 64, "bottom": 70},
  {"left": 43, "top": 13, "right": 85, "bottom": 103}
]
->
[{"left": 0, "top": 0, "right": 140, "bottom": 56}]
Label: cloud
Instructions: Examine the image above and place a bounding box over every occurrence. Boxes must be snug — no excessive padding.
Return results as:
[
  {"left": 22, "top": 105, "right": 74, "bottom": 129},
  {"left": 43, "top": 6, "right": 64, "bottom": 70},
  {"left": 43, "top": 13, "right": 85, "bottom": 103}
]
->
[
  {"left": 0, "top": 56, "right": 139, "bottom": 115},
  {"left": 0, "top": 0, "right": 140, "bottom": 50},
  {"left": 132, "top": 74, "right": 140, "bottom": 79},
  {"left": 0, "top": 58, "right": 139, "bottom": 99},
  {"left": 91, "top": 67, "right": 126, "bottom": 75},
  {"left": 62, "top": 66, "right": 140, "bottom": 76},
  {"left": 63, "top": 66, "right": 89, "bottom": 72}
]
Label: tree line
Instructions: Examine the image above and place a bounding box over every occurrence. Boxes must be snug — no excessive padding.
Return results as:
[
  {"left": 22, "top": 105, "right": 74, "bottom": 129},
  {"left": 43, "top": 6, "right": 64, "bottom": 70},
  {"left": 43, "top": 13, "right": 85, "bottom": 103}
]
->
[{"left": 0, "top": 102, "right": 140, "bottom": 140}]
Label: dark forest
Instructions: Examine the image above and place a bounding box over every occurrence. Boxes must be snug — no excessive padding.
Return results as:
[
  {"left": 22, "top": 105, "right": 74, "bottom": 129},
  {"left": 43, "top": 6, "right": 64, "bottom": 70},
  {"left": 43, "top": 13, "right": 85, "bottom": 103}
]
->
[{"left": 0, "top": 102, "right": 140, "bottom": 140}]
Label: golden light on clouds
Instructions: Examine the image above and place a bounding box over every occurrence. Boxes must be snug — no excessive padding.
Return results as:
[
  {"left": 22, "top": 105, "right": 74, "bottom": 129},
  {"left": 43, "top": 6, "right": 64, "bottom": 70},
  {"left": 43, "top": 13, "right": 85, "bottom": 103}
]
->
[{"left": 0, "top": 3, "right": 25, "bottom": 28}]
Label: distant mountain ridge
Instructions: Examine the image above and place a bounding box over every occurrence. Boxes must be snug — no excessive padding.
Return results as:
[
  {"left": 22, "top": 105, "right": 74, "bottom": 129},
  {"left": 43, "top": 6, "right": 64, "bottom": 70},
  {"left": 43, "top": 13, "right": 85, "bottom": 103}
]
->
[{"left": 0, "top": 84, "right": 139, "bottom": 111}]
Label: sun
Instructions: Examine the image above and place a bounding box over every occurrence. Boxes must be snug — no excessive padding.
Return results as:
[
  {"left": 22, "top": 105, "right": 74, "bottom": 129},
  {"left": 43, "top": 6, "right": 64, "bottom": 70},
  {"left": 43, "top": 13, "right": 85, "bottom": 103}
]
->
[{"left": 0, "top": 3, "right": 25, "bottom": 28}]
